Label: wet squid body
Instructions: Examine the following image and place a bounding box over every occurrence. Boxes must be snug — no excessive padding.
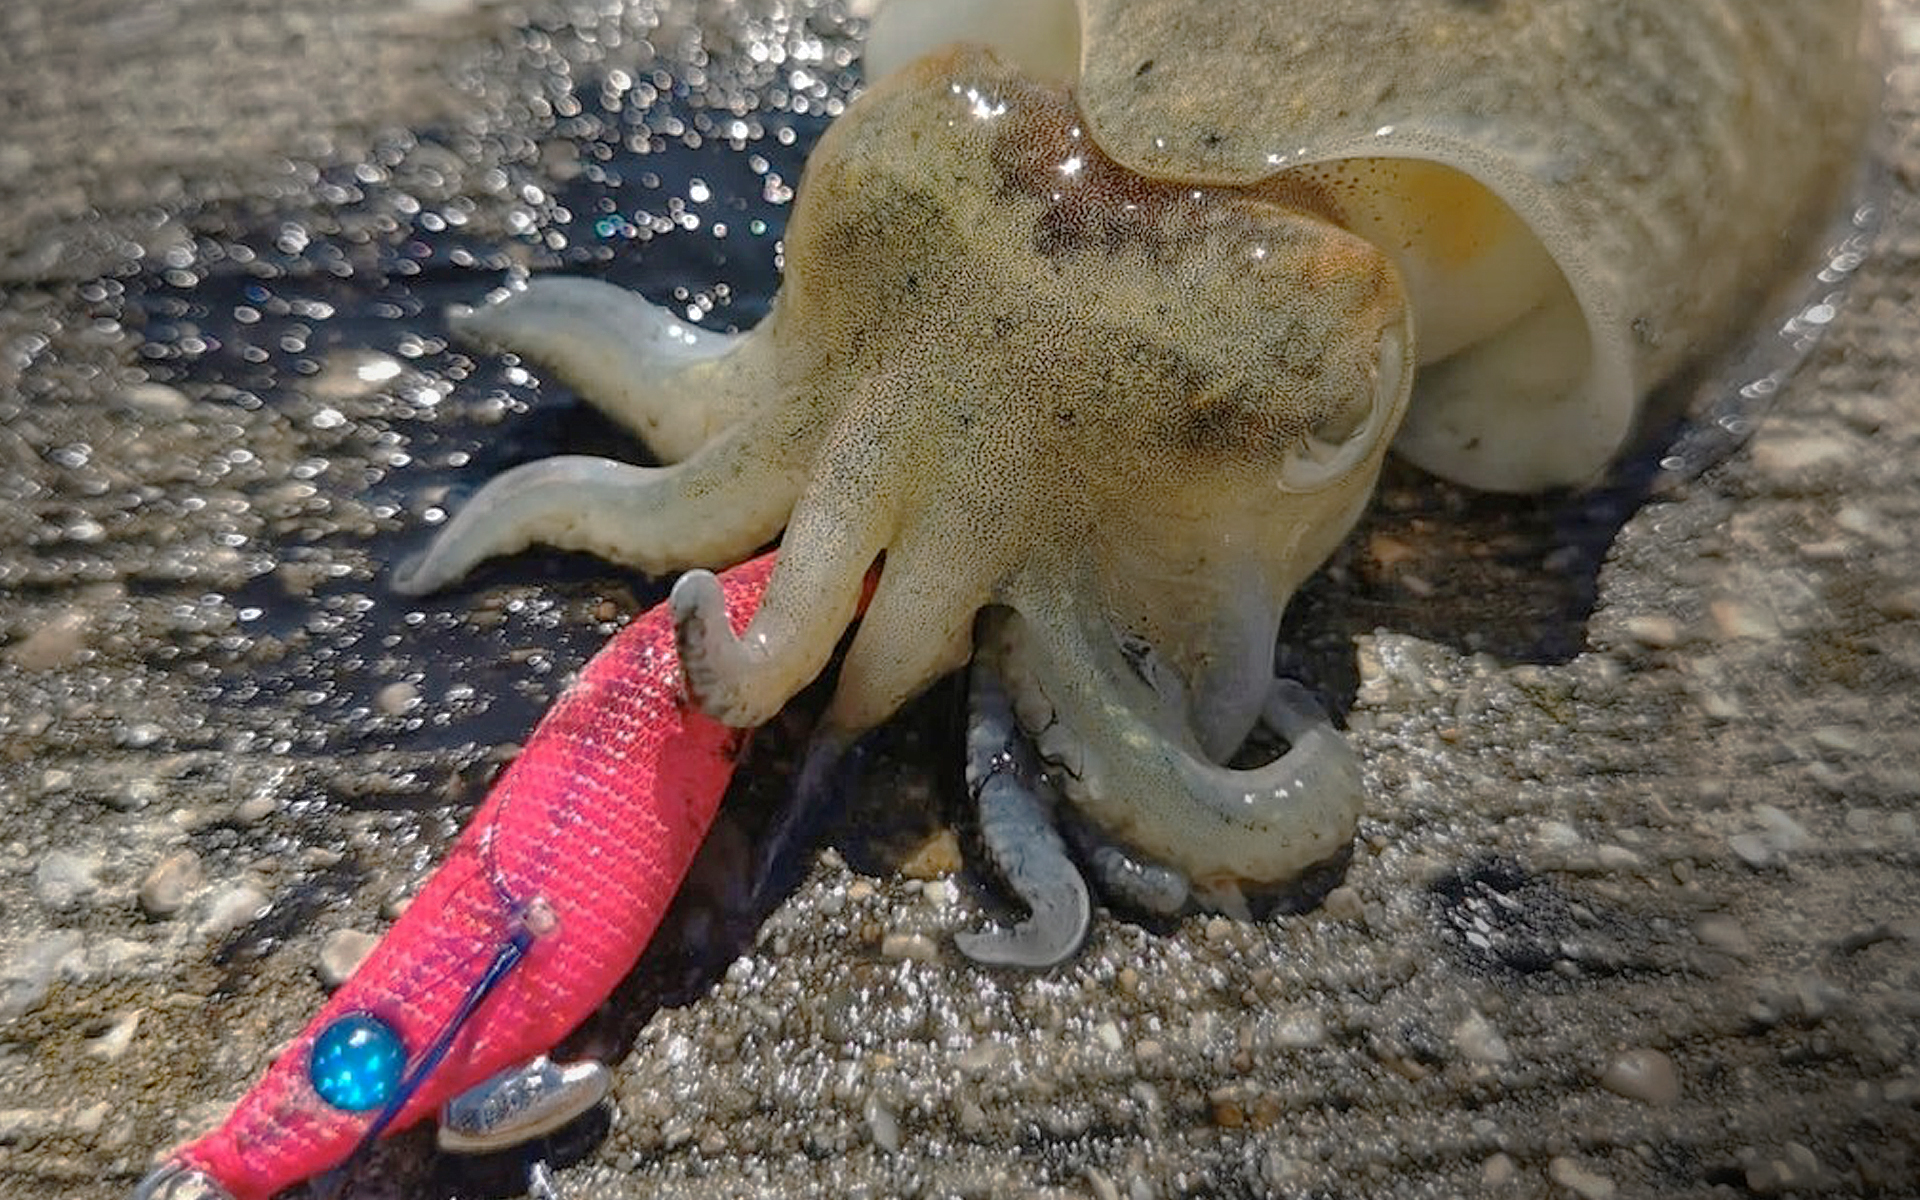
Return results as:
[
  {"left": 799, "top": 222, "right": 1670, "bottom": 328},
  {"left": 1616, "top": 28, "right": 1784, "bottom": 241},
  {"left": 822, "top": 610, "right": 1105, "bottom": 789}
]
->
[{"left": 398, "top": 0, "right": 1877, "bottom": 964}]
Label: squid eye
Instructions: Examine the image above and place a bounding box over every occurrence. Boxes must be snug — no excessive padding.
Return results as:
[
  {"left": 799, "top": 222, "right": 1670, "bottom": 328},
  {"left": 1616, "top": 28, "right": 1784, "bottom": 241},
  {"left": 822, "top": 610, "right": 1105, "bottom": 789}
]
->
[{"left": 309, "top": 1013, "right": 407, "bottom": 1112}]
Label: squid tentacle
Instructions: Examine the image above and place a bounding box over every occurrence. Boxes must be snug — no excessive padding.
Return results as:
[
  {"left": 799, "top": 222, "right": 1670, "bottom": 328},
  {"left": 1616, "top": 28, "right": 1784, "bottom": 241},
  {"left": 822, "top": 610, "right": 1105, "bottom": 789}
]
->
[
  {"left": 1061, "top": 815, "right": 1192, "bottom": 917},
  {"left": 991, "top": 583, "right": 1364, "bottom": 890},
  {"left": 954, "top": 654, "right": 1092, "bottom": 969},
  {"left": 672, "top": 413, "right": 910, "bottom": 727},
  {"left": 449, "top": 276, "right": 765, "bottom": 462},
  {"left": 393, "top": 408, "right": 811, "bottom": 595}
]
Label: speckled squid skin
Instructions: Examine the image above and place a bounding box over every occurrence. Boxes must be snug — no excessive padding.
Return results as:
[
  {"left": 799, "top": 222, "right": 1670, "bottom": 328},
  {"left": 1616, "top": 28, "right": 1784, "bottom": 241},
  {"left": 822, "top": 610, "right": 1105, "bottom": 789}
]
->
[{"left": 771, "top": 45, "right": 1411, "bottom": 735}]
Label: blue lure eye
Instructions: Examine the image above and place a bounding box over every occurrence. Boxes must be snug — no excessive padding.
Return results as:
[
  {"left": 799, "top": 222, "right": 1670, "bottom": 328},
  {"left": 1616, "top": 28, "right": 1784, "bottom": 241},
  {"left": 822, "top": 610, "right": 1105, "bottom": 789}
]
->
[{"left": 309, "top": 1013, "right": 407, "bottom": 1112}]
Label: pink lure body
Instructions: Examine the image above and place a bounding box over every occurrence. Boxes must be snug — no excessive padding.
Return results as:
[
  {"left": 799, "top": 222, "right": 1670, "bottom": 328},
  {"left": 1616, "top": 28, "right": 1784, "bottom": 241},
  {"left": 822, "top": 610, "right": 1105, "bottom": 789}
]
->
[{"left": 160, "top": 553, "right": 781, "bottom": 1199}]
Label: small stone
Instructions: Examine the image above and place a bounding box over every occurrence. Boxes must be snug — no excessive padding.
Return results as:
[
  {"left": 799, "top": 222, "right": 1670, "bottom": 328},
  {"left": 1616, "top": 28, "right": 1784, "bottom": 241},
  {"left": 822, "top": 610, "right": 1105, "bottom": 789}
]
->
[
  {"left": 1273, "top": 1009, "right": 1327, "bottom": 1049},
  {"left": 1536, "top": 820, "right": 1583, "bottom": 851},
  {"left": 1695, "top": 914, "right": 1753, "bottom": 957},
  {"left": 1549, "top": 1155, "right": 1617, "bottom": 1200},
  {"left": 1084, "top": 1166, "right": 1122, "bottom": 1200},
  {"left": 878, "top": 932, "right": 938, "bottom": 962},
  {"left": 1594, "top": 844, "right": 1642, "bottom": 871},
  {"left": 1093, "top": 1021, "right": 1124, "bottom": 1053},
  {"left": 111, "top": 777, "right": 163, "bottom": 813},
  {"left": 6, "top": 610, "right": 91, "bottom": 671},
  {"left": 232, "top": 792, "right": 279, "bottom": 824},
  {"left": 1754, "top": 804, "right": 1810, "bottom": 851},
  {"left": 1872, "top": 588, "right": 1920, "bottom": 620},
  {"left": 1836, "top": 503, "right": 1904, "bottom": 546},
  {"left": 34, "top": 850, "right": 103, "bottom": 911},
  {"left": 864, "top": 1096, "right": 901, "bottom": 1153},
  {"left": 1710, "top": 598, "right": 1781, "bottom": 641},
  {"left": 956, "top": 1041, "right": 1006, "bottom": 1075},
  {"left": 317, "top": 929, "right": 379, "bottom": 988},
  {"left": 117, "top": 382, "right": 192, "bottom": 414},
  {"left": 1729, "top": 833, "right": 1776, "bottom": 868},
  {"left": 72, "top": 1101, "right": 110, "bottom": 1138},
  {"left": 1751, "top": 433, "right": 1850, "bottom": 481},
  {"left": 0, "top": 1108, "right": 55, "bottom": 1143},
  {"left": 0, "top": 141, "right": 33, "bottom": 182},
  {"left": 199, "top": 885, "right": 268, "bottom": 938},
  {"left": 1482, "top": 1152, "right": 1517, "bottom": 1187},
  {"left": 1453, "top": 1010, "right": 1512, "bottom": 1064},
  {"left": 1793, "top": 974, "right": 1846, "bottom": 1022},
  {"left": 1322, "top": 885, "right": 1363, "bottom": 921},
  {"left": 1810, "top": 726, "right": 1866, "bottom": 756},
  {"left": 0, "top": 932, "right": 87, "bottom": 1019},
  {"left": 86, "top": 1010, "right": 143, "bottom": 1061},
  {"left": 138, "top": 850, "right": 205, "bottom": 918},
  {"left": 1599, "top": 1048, "right": 1680, "bottom": 1106},
  {"left": 1620, "top": 614, "right": 1682, "bottom": 648},
  {"left": 1745, "top": 1141, "right": 1826, "bottom": 1194},
  {"left": 374, "top": 681, "right": 420, "bottom": 716},
  {"left": 309, "top": 349, "right": 405, "bottom": 402}
]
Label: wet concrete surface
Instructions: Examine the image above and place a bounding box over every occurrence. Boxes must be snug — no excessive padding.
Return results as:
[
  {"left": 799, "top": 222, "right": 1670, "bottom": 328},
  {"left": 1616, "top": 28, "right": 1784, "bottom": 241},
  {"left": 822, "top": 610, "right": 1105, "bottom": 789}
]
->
[{"left": 2, "top": 2, "right": 1919, "bottom": 1197}]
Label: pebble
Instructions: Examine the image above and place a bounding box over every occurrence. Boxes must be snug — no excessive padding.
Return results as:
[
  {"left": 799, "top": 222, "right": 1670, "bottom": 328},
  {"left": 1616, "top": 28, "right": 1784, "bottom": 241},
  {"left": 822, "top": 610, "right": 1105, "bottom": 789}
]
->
[
  {"left": 0, "top": 932, "right": 86, "bottom": 1019},
  {"left": 1084, "top": 1166, "right": 1122, "bottom": 1200},
  {"left": 1810, "top": 725, "right": 1866, "bottom": 756},
  {"left": 1599, "top": 1048, "right": 1680, "bottom": 1106},
  {"left": 138, "top": 850, "right": 205, "bottom": 918},
  {"left": 72, "top": 1101, "right": 110, "bottom": 1139},
  {"left": 33, "top": 851, "right": 103, "bottom": 911},
  {"left": 309, "top": 349, "right": 405, "bottom": 402},
  {"left": 1731, "top": 804, "right": 1810, "bottom": 867},
  {"left": 1548, "top": 1155, "right": 1617, "bottom": 1200},
  {"left": 1452, "top": 1010, "right": 1512, "bottom": 1065},
  {"left": 1710, "top": 598, "right": 1781, "bottom": 642},
  {"left": 85, "top": 1009, "right": 143, "bottom": 1061},
  {"left": 1744, "top": 1142, "right": 1826, "bottom": 1194},
  {"left": 317, "top": 929, "right": 379, "bottom": 988},
  {"left": 1482, "top": 1152, "right": 1517, "bottom": 1187},
  {"left": 1695, "top": 914, "right": 1754, "bottom": 957},
  {"left": 1751, "top": 433, "right": 1850, "bottom": 481},
  {"left": 1322, "top": 885, "right": 1363, "bottom": 921},
  {"left": 1536, "top": 820, "right": 1583, "bottom": 851},
  {"left": 1272, "top": 1009, "right": 1327, "bottom": 1050},
  {"left": 878, "top": 932, "right": 939, "bottom": 962},
  {"left": 1619, "top": 614, "right": 1682, "bottom": 648},
  {"left": 111, "top": 777, "right": 163, "bottom": 813},
  {"left": 5, "top": 609, "right": 90, "bottom": 671},
  {"left": 198, "top": 884, "right": 268, "bottom": 939},
  {"left": 1872, "top": 587, "right": 1920, "bottom": 619},
  {"left": 116, "top": 381, "right": 192, "bottom": 414},
  {"left": 863, "top": 1096, "right": 901, "bottom": 1153},
  {"left": 374, "top": 681, "right": 420, "bottom": 716},
  {"left": 1594, "top": 844, "right": 1642, "bottom": 871}
]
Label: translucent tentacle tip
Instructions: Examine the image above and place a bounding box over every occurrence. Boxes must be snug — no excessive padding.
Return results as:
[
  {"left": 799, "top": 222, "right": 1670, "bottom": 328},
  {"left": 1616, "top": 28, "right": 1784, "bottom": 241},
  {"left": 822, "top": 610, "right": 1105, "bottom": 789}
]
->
[{"left": 309, "top": 1012, "right": 407, "bottom": 1112}]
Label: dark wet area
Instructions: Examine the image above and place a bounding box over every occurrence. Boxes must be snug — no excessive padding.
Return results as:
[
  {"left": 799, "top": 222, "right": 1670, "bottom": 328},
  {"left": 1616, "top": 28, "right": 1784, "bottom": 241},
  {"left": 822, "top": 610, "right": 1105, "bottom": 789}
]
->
[{"left": 86, "top": 89, "right": 839, "bottom": 761}]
